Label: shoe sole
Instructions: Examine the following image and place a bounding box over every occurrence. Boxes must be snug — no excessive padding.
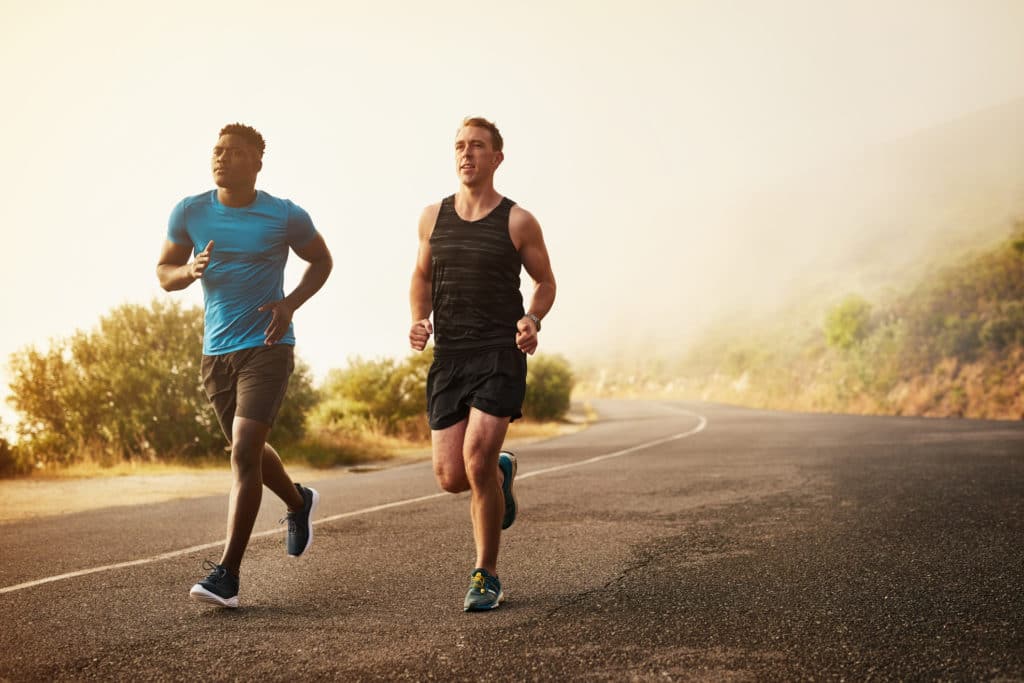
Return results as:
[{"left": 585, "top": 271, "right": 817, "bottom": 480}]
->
[
  {"left": 289, "top": 487, "right": 320, "bottom": 557},
  {"left": 500, "top": 452, "right": 517, "bottom": 530},
  {"left": 464, "top": 590, "right": 506, "bottom": 612},
  {"left": 189, "top": 584, "right": 239, "bottom": 609}
]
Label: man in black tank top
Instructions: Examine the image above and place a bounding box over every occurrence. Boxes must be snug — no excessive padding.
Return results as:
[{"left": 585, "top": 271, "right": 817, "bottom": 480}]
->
[{"left": 409, "top": 117, "right": 557, "bottom": 612}]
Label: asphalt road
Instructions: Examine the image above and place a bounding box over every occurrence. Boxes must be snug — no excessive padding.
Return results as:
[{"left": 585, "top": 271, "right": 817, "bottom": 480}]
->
[{"left": 1, "top": 400, "right": 1022, "bottom": 681}]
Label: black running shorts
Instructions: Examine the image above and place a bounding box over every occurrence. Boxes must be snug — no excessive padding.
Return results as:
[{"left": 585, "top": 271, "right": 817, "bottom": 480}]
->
[
  {"left": 201, "top": 344, "right": 295, "bottom": 439},
  {"left": 426, "top": 346, "right": 527, "bottom": 430}
]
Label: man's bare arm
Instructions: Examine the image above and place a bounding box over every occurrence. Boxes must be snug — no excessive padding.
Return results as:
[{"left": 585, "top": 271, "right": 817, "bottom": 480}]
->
[
  {"left": 285, "top": 234, "right": 333, "bottom": 311},
  {"left": 259, "top": 233, "right": 333, "bottom": 345},
  {"left": 409, "top": 203, "right": 441, "bottom": 351},
  {"left": 510, "top": 206, "right": 556, "bottom": 354},
  {"left": 510, "top": 207, "right": 556, "bottom": 319},
  {"left": 157, "top": 239, "right": 212, "bottom": 291}
]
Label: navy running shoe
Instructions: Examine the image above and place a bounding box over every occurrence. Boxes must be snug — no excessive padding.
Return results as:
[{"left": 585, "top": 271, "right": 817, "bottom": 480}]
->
[
  {"left": 284, "top": 483, "right": 319, "bottom": 557},
  {"left": 463, "top": 568, "right": 504, "bottom": 612},
  {"left": 189, "top": 560, "right": 239, "bottom": 608},
  {"left": 498, "top": 451, "right": 518, "bottom": 530}
]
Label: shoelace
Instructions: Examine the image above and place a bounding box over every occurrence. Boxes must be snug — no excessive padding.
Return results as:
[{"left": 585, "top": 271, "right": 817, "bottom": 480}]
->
[
  {"left": 278, "top": 512, "right": 298, "bottom": 534},
  {"left": 470, "top": 572, "right": 497, "bottom": 595},
  {"left": 201, "top": 559, "right": 226, "bottom": 581}
]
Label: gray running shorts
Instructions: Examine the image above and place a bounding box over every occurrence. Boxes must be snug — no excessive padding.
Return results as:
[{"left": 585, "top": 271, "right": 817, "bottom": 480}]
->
[{"left": 201, "top": 344, "right": 295, "bottom": 440}]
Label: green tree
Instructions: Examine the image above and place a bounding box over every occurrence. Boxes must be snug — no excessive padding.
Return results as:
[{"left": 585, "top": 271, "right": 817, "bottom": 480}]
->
[
  {"left": 934, "top": 314, "right": 982, "bottom": 360},
  {"left": 0, "top": 416, "right": 25, "bottom": 477},
  {"left": 524, "top": 354, "right": 575, "bottom": 420},
  {"left": 824, "top": 295, "right": 873, "bottom": 350},
  {"left": 8, "top": 300, "right": 213, "bottom": 463},
  {"left": 980, "top": 300, "right": 1024, "bottom": 350},
  {"left": 897, "top": 230, "right": 1024, "bottom": 366},
  {"left": 7, "top": 299, "right": 316, "bottom": 465}
]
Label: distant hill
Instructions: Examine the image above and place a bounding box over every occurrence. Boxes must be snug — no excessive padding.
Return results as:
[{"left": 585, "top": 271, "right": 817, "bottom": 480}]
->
[
  {"left": 577, "top": 97, "right": 1024, "bottom": 418},
  {"left": 587, "top": 96, "right": 1024, "bottom": 365},
  {"left": 577, "top": 230, "right": 1024, "bottom": 420},
  {"left": 713, "top": 95, "right": 1024, "bottom": 321}
]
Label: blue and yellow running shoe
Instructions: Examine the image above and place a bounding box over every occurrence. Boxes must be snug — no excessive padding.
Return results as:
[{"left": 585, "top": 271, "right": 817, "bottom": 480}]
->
[
  {"left": 463, "top": 568, "right": 504, "bottom": 612},
  {"left": 498, "top": 451, "right": 517, "bottom": 530}
]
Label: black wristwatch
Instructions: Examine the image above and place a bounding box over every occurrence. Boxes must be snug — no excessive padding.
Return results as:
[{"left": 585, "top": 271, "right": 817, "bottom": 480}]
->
[{"left": 525, "top": 312, "right": 542, "bottom": 331}]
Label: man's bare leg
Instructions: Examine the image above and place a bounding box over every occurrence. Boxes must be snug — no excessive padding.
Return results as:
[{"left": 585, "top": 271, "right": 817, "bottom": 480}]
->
[
  {"left": 463, "top": 409, "right": 510, "bottom": 574},
  {"left": 261, "top": 443, "right": 305, "bottom": 511},
  {"left": 432, "top": 410, "right": 509, "bottom": 573},
  {"left": 433, "top": 418, "right": 470, "bottom": 493},
  {"left": 219, "top": 416, "right": 270, "bottom": 574}
]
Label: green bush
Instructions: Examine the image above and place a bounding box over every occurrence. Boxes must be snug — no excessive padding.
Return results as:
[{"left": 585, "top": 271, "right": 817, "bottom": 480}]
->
[
  {"left": 312, "top": 350, "right": 432, "bottom": 439},
  {"left": 313, "top": 348, "right": 576, "bottom": 433},
  {"left": 0, "top": 433, "right": 28, "bottom": 477},
  {"left": 824, "top": 295, "right": 873, "bottom": 350},
  {"left": 934, "top": 314, "right": 982, "bottom": 361},
  {"left": 846, "top": 317, "right": 909, "bottom": 400},
  {"left": 524, "top": 354, "right": 575, "bottom": 420},
  {"left": 980, "top": 300, "right": 1024, "bottom": 350},
  {"left": 286, "top": 426, "right": 392, "bottom": 468}
]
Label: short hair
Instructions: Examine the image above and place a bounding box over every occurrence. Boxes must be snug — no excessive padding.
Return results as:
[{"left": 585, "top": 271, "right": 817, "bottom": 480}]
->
[
  {"left": 460, "top": 116, "right": 503, "bottom": 152},
  {"left": 218, "top": 123, "right": 266, "bottom": 158}
]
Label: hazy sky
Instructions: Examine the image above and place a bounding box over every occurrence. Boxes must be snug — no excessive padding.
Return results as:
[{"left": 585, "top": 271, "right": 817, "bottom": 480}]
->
[{"left": 3, "top": 0, "right": 1024, "bottom": 421}]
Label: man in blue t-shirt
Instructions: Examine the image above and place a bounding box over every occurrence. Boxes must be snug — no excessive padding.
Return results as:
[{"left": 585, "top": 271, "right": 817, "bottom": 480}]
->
[{"left": 157, "top": 123, "right": 333, "bottom": 608}]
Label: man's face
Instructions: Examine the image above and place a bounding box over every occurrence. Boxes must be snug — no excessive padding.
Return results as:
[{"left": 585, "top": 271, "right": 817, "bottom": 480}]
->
[
  {"left": 455, "top": 126, "right": 502, "bottom": 186},
  {"left": 211, "top": 134, "right": 261, "bottom": 190}
]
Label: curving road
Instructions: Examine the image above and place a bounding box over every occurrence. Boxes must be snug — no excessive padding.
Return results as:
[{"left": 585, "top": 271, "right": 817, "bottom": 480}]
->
[{"left": 1, "top": 400, "right": 1022, "bottom": 681}]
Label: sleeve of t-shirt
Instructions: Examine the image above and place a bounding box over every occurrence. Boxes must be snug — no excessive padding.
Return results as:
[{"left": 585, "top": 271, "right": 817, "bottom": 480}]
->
[
  {"left": 166, "top": 199, "right": 192, "bottom": 247},
  {"left": 286, "top": 202, "right": 318, "bottom": 249}
]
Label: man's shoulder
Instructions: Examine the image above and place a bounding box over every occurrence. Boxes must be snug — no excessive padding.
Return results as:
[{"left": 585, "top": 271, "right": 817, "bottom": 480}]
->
[
  {"left": 178, "top": 190, "right": 214, "bottom": 210},
  {"left": 420, "top": 198, "right": 448, "bottom": 221},
  {"left": 508, "top": 203, "right": 538, "bottom": 226},
  {"left": 507, "top": 203, "right": 543, "bottom": 248},
  {"left": 254, "top": 189, "right": 287, "bottom": 207},
  {"left": 425, "top": 195, "right": 454, "bottom": 211},
  {"left": 256, "top": 190, "right": 309, "bottom": 217}
]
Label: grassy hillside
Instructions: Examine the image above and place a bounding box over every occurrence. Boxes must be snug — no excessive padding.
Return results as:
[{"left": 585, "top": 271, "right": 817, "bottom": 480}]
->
[{"left": 578, "top": 227, "right": 1024, "bottom": 420}]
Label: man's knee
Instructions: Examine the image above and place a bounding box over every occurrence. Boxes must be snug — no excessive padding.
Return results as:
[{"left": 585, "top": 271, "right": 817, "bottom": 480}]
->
[
  {"left": 230, "top": 422, "right": 269, "bottom": 476},
  {"left": 463, "top": 449, "right": 498, "bottom": 488},
  {"left": 231, "top": 439, "right": 263, "bottom": 476},
  {"left": 230, "top": 432, "right": 266, "bottom": 475},
  {"left": 435, "top": 461, "right": 470, "bottom": 493}
]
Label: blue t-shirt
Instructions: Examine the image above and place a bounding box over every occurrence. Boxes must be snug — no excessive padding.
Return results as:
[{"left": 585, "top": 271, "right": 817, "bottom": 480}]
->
[{"left": 167, "top": 190, "right": 318, "bottom": 355}]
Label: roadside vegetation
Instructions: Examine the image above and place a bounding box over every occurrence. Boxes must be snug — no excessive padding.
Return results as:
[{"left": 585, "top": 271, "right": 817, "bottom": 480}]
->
[
  {"left": 1, "top": 303, "right": 576, "bottom": 478},
  {"left": 577, "top": 226, "right": 1024, "bottom": 420}
]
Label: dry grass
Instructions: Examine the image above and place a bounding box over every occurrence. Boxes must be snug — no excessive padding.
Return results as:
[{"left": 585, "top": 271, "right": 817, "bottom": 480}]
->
[
  {"left": 4, "top": 412, "right": 592, "bottom": 481},
  {"left": 21, "top": 457, "right": 228, "bottom": 481},
  {"left": 585, "top": 348, "right": 1024, "bottom": 421},
  {"left": 508, "top": 418, "right": 579, "bottom": 440}
]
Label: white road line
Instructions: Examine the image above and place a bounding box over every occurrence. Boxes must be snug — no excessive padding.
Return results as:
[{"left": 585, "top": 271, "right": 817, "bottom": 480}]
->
[
  {"left": 520, "top": 411, "right": 707, "bottom": 481},
  {"left": 0, "top": 409, "right": 707, "bottom": 596}
]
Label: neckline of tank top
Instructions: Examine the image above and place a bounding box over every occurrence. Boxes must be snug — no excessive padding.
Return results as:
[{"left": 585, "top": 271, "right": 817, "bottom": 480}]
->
[{"left": 450, "top": 195, "right": 508, "bottom": 224}]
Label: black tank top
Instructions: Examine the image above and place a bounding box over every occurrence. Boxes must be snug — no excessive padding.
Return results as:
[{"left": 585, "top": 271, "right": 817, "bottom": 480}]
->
[{"left": 430, "top": 195, "right": 524, "bottom": 355}]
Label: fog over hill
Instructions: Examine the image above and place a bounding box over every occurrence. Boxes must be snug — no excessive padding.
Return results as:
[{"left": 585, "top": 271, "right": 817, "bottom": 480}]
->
[{"left": 595, "top": 96, "right": 1024, "bottom": 364}]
